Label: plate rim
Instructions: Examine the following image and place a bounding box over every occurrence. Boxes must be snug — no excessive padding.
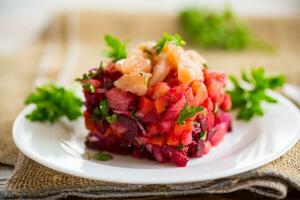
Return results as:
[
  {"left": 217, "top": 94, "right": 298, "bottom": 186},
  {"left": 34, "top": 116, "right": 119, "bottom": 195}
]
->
[{"left": 13, "top": 91, "right": 300, "bottom": 184}]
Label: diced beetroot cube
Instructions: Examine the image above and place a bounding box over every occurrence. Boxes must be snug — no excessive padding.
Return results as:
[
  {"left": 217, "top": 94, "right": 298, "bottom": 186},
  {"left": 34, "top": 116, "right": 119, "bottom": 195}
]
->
[
  {"left": 116, "top": 115, "right": 139, "bottom": 140},
  {"left": 142, "top": 110, "right": 159, "bottom": 124},
  {"left": 160, "top": 120, "right": 175, "bottom": 133},
  {"left": 171, "top": 149, "right": 189, "bottom": 167},
  {"left": 84, "top": 90, "right": 103, "bottom": 106},
  {"left": 110, "top": 122, "right": 128, "bottom": 134},
  {"left": 152, "top": 146, "right": 166, "bottom": 163},
  {"left": 215, "top": 111, "right": 232, "bottom": 131},
  {"left": 147, "top": 124, "right": 160, "bottom": 136},
  {"left": 201, "top": 98, "right": 214, "bottom": 112},
  {"left": 85, "top": 132, "right": 106, "bottom": 150},
  {"left": 161, "top": 146, "right": 189, "bottom": 167},
  {"left": 168, "top": 85, "right": 187, "bottom": 104},
  {"left": 106, "top": 88, "right": 134, "bottom": 111},
  {"left": 138, "top": 97, "right": 154, "bottom": 115},
  {"left": 206, "top": 79, "right": 225, "bottom": 104},
  {"left": 199, "top": 110, "right": 215, "bottom": 131},
  {"left": 188, "top": 141, "right": 205, "bottom": 158},
  {"left": 204, "top": 69, "right": 226, "bottom": 83},
  {"left": 209, "top": 123, "right": 227, "bottom": 146},
  {"left": 164, "top": 95, "right": 186, "bottom": 120},
  {"left": 206, "top": 111, "right": 215, "bottom": 130},
  {"left": 203, "top": 141, "right": 212, "bottom": 155},
  {"left": 220, "top": 93, "right": 232, "bottom": 111},
  {"left": 181, "top": 131, "right": 193, "bottom": 145},
  {"left": 90, "top": 79, "right": 102, "bottom": 88}
]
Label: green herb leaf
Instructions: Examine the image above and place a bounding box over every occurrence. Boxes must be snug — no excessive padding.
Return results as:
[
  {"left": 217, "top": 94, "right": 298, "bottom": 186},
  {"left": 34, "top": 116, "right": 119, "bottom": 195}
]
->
[
  {"left": 228, "top": 67, "right": 285, "bottom": 121},
  {"left": 99, "top": 61, "right": 104, "bottom": 72},
  {"left": 154, "top": 33, "right": 186, "bottom": 54},
  {"left": 75, "top": 73, "right": 89, "bottom": 82},
  {"left": 99, "top": 99, "right": 109, "bottom": 116},
  {"left": 130, "top": 110, "right": 138, "bottom": 120},
  {"left": 179, "top": 8, "right": 271, "bottom": 50},
  {"left": 89, "top": 152, "right": 113, "bottom": 161},
  {"left": 176, "top": 144, "right": 185, "bottom": 150},
  {"left": 82, "top": 82, "right": 96, "bottom": 93},
  {"left": 105, "top": 114, "right": 117, "bottom": 124},
  {"left": 92, "top": 99, "right": 117, "bottom": 123},
  {"left": 177, "top": 103, "right": 204, "bottom": 125},
  {"left": 213, "top": 104, "right": 219, "bottom": 114},
  {"left": 103, "top": 34, "right": 127, "bottom": 61},
  {"left": 25, "top": 84, "right": 83, "bottom": 123},
  {"left": 199, "top": 131, "right": 207, "bottom": 141}
]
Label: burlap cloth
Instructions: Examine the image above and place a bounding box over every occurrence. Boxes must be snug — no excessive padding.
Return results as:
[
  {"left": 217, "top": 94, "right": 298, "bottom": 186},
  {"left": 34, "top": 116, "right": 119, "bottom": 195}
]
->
[{"left": 0, "top": 11, "right": 299, "bottom": 199}]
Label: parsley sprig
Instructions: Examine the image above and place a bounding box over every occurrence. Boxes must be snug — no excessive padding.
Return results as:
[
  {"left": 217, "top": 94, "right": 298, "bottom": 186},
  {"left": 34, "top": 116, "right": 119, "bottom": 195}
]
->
[
  {"left": 92, "top": 99, "right": 117, "bottom": 124},
  {"left": 25, "top": 84, "right": 83, "bottom": 123},
  {"left": 177, "top": 103, "right": 204, "bottom": 125},
  {"left": 103, "top": 35, "right": 127, "bottom": 61},
  {"left": 179, "top": 8, "right": 271, "bottom": 50},
  {"left": 228, "top": 67, "right": 285, "bottom": 121},
  {"left": 154, "top": 33, "right": 186, "bottom": 54}
]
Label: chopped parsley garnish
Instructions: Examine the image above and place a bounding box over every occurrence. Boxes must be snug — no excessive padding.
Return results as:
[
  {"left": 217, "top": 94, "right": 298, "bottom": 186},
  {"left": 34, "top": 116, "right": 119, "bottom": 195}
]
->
[
  {"left": 228, "top": 67, "right": 285, "bottom": 121},
  {"left": 25, "top": 84, "right": 83, "bottom": 123},
  {"left": 98, "top": 61, "right": 104, "bottom": 72},
  {"left": 213, "top": 104, "right": 219, "bottom": 114},
  {"left": 105, "top": 114, "right": 117, "bottom": 124},
  {"left": 82, "top": 82, "right": 95, "bottom": 93},
  {"left": 92, "top": 99, "right": 117, "bottom": 124},
  {"left": 177, "top": 103, "right": 204, "bottom": 125},
  {"left": 199, "top": 131, "right": 207, "bottom": 141},
  {"left": 130, "top": 110, "right": 138, "bottom": 120},
  {"left": 87, "top": 152, "right": 113, "bottom": 161},
  {"left": 103, "top": 34, "right": 127, "bottom": 61},
  {"left": 154, "top": 33, "right": 186, "bottom": 54},
  {"left": 179, "top": 8, "right": 271, "bottom": 50},
  {"left": 76, "top": 63, "right": 104, "bottom": 83},
  {"left": 176, "top": 144, "right": 185, "bottom": 150},
  {"left": 76, "top": 63, "right": 106, "bottom": 93},
  {"left": 99, "top": 99, "right": 109, "bottom": 116}
]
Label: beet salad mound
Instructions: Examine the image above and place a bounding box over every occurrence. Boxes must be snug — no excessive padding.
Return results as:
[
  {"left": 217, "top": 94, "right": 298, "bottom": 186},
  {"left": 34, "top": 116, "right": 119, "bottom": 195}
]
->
[{"left": 78, "top": 34, "right": 232, "bottom": 167}]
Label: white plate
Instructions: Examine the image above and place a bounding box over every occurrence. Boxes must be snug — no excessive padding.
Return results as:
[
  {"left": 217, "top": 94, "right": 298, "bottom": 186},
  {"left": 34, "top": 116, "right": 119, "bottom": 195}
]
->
[{"left": 13, "top": 91, "right": 300, "bottom": 184}]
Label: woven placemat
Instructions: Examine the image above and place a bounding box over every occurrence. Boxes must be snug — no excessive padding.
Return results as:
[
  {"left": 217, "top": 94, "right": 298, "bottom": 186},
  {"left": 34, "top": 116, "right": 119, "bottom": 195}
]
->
[
  {"left": 0, "top": 140, "right": 299, "bottom": 199},
  {"left": 0, "top": 10, "right": 299, "bottom": 200}
]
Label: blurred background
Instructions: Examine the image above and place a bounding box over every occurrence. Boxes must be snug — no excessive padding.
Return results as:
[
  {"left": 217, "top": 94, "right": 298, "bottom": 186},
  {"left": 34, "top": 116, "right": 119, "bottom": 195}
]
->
[{"left": 1, "top": 0, "right": 300, "bottom": 54}]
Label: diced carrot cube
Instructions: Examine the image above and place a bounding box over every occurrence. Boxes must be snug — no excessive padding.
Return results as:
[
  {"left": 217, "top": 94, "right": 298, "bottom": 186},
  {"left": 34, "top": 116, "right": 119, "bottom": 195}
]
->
[
  {"left": 167, "top": 135, "right": 180, "bottom": 146},
  {"left": 173, "top": 120, "right": 193, "bottom": 136},
  {"left": 140, "top": 137, "right": 164, "bottom": 146},
  {"left": 139, "top": 97, "right": 154, "bottom": 115},
  {"left": 155, "top": 97, "right": 169, "bottom": 114}
]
